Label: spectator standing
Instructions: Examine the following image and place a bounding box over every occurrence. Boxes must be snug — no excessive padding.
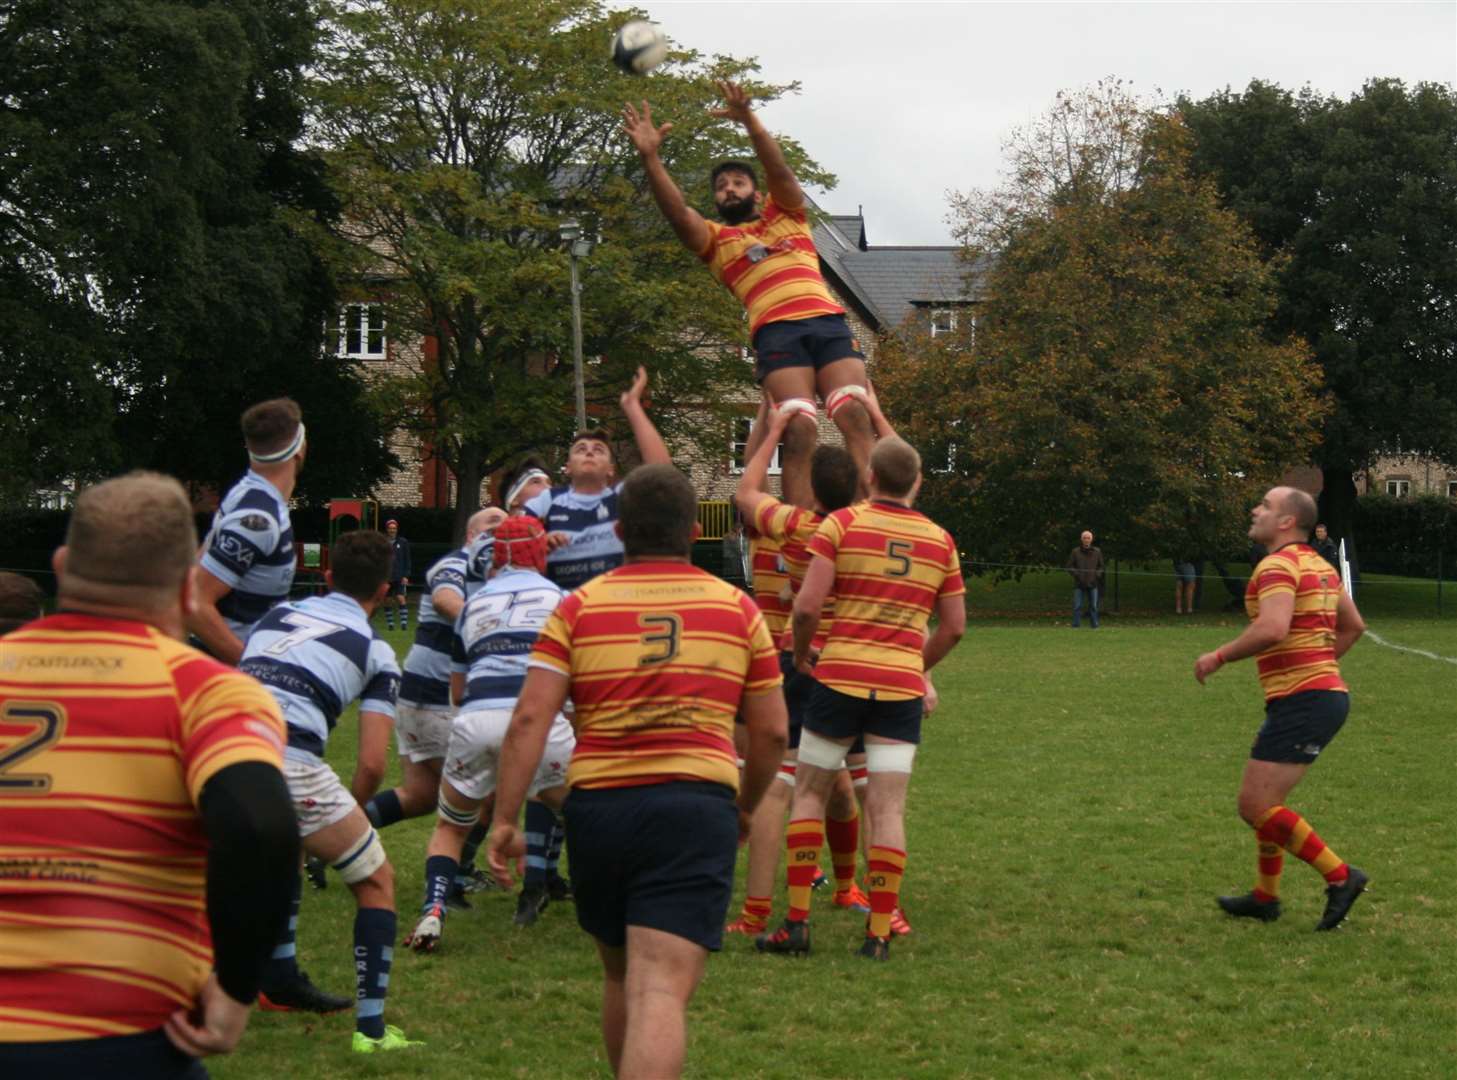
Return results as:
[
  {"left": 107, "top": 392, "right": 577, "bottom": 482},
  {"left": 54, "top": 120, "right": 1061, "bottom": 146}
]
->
[
  {"left": 384, "top": 519, "right": 412, "bottom": 631},
  {"left": 1066, "top": 530, "right": 1104, "bottom": 629},
  {"left": 1173, "top": 557, "right": 1198, "bottom": 615},
  {"left": 1312, "top": 524, "right": 1342, "bottom": 580}
]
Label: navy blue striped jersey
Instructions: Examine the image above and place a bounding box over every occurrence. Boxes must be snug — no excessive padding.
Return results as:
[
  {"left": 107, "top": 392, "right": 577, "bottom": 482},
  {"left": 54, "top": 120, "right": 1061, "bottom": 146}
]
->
[
  {"left": 399, "top": 533, "right": 493, "bottom": 706},
  {"left": 239, "top": 592, "right": 400, "bottom": 758},
  {"left": 523, "top": 483, "right": 624, "bottom": 591},
  {"left": 451, "top": 567, "right": 564, "bottom": 710},
  {"left": 200, "top": 471, "right": 296, "bottom": 637}
]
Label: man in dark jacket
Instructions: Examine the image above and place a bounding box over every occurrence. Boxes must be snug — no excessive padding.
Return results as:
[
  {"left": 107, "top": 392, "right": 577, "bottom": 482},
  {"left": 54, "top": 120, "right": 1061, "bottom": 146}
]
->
[
  {"left": 1066, "top": 530, "right": 1104, "bottom": 629},
  {"left": 1312, "top": 524, "right": 1342, "bottom": 580},
  {"left": 384, "top": 519, "right": 412, "bottom": 631}
]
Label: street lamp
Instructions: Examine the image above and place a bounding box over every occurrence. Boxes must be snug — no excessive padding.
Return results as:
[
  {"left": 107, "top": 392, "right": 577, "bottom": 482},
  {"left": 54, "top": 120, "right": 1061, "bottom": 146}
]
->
[{"left": 559, "top": 219, "right": 595, "bottom": 431}]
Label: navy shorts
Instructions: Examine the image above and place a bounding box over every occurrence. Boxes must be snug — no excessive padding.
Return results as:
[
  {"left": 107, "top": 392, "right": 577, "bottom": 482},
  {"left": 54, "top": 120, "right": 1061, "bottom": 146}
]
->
[
  {"left": 1250, "top": 689, "right": 1349, "bottom": 764},
  {"left": 388, "top": 579, "right": 407, "bottom": 598},
  {"left": 564, "top": 781, "right": 738, "bottom": 952},
  {"left": 0, "top": 1030, "right": 209, "bottom": 1079},
  {"left": 780, "top": 650, "right": 815, "bottom": 749},
  {"left": 806, "top": 681, "right": 923, "bottom": 745},
  {"left": 752, "top": 313, "right": 864, "bottom": 382}
]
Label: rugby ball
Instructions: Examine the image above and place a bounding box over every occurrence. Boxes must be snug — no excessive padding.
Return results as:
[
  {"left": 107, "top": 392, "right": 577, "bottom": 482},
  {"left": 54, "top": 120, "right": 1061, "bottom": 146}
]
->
[{"left": 612, "top": 20, "right": 669, "bottom": 75}]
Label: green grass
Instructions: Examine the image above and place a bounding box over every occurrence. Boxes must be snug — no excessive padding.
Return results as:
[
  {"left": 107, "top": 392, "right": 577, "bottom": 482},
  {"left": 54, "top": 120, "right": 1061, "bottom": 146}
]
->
[{"left": 213, "top": 614, "right": 1456, "bottom": 1079}]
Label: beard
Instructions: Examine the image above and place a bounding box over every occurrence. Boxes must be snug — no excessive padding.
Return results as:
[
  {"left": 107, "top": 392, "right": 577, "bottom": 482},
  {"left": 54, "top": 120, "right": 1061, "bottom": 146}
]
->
[{"left": 717, "top": 195, "right": 758, "bottom": 225}]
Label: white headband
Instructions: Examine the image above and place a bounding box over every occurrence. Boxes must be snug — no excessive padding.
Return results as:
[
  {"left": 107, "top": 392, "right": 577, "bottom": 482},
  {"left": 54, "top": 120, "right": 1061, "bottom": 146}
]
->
[
  {"left": 505, "top": 468, "right": 549, "bottom": 509},
  {"left": 248, "top": 422, "right": 306, "bottom": 464}
]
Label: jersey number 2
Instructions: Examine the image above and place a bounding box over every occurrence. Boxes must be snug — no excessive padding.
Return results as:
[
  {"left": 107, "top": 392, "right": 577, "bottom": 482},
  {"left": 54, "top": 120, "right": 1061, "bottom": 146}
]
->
[{"left": 0, "top": 702, "right": 66, "bottom": 794}]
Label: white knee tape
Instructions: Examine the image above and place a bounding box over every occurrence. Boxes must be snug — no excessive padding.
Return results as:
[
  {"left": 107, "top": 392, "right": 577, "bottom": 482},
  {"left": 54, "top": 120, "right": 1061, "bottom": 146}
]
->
[
  {"left": 437, "top": 793, "right": 478, "bottom": 829},
  {"left": 797, "top": 729, "right": 849, "bottom": 770},
  {"left": 333, "top": 827, "right": 387, "bottom": 885},
  {"left": 776, "top": 760, "right": 797, "bottom": 787},
  {"left": 824, "top": 384, "right": 868, "bottom": 419},
  {"left": 777, "top": 397, "right": 818, "bottom": 422},
  {"left": 865, "top": 741, "right": 917, "bottom": 774}
]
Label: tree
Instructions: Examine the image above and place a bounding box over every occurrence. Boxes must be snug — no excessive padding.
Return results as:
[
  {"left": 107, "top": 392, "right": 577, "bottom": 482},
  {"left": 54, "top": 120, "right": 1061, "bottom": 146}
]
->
[
  {"left": 1180, "top": 79, "right": 1457, "bottom": 554},
  {"left": 307, "top": 0, "right": 832, "bottom": 538},
  {"left": 0, "top": 0, "right": 394, "bottom": 505},
  {"left": 878, "top": 81, "right": 1327, "bottom": 573}
]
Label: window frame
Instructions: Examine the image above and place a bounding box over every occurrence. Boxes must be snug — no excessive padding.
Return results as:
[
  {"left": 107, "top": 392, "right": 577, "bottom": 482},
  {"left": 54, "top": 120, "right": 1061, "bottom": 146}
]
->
[{"left": 730, "top": 415, "right": 783, "bottom": 476}]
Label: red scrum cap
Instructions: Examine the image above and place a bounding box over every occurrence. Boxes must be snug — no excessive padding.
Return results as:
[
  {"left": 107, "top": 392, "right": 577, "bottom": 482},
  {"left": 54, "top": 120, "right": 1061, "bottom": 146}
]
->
[{"left": 492, "top": 515, "right": 547, "bottom": 574}]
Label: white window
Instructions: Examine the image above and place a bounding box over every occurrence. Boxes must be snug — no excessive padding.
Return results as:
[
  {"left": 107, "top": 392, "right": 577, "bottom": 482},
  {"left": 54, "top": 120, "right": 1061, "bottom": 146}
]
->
[
  {"left": 930, "top": 307, "right": 957, "bottom": 338},
  {"left": 1447, "top": 480, "right": 1457, "bottom": 498},
  {"left": 1385, "top": 479, "right": 1410, "bottom": 497},
  {"left": 730, "top": 416, "right": 782, "bottom": 475},
  {"left": 334, "top": 303, "right": 386, "bottom": 359}
]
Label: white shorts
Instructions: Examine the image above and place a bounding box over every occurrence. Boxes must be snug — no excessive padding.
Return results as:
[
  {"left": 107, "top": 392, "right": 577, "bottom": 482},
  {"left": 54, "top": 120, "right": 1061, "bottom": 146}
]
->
[
  {"left": 394, "top": 701, "right": 453, "bottom": 762},
  {"left": 283, "top": 754, "right": 358, "bottom": 837},
  {"left": 442, "top": 707, "right": 574, "bottom": 802}
]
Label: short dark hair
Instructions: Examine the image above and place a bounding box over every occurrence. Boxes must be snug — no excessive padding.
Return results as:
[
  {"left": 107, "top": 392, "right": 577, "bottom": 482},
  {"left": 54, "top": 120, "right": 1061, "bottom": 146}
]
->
[
  {"left": 501, "top": 454, "right": 549, "bottom": 500},
  {"left": 570, "top": 429, "right": 614, "bottom": 459},
  {"left": 330, "top": 530, "right": 391, "bottom": 601},
  {"left": 810, "top": 446, "right": 858, "bottom": 513},
  {"left": 710, "top": 160, "right": 758, "bottom": 190},
  {"left": 869, "top": 437, "right": 921, "bottom": 498},
  {"left": 0, "top": 571, "right": 43, "bottom": 636},
  {"left": 241, "top": 398, "right": 302, "bottom": 456},
  {"left": 620, "top": 464, "right": 696, "bottom": 558}
]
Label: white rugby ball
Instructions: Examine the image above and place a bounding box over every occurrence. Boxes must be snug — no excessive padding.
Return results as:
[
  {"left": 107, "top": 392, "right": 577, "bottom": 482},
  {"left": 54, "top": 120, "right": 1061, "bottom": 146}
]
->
[{"left": 612, "top": 20, "right": 669, "bottom": 75}]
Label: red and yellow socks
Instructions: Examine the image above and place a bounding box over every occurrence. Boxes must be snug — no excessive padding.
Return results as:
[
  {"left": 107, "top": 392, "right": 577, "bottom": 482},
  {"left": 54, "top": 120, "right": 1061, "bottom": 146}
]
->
[
  {"left": 866, "top": 846, "right": 907, "bottom": 940},
  {"left": 825, "top": 803, "right": 860, "bottom": 892},
  {"left": 1254, "top": 839, "right": 1284, "bottom": 901},
  {"left": 785, "top": 818, "right": 824, "bottom": 922},
  {"left": 1253, "top": 805, "right": 1348, "bottom": 886},
  {"left": 736, "top": 895, "right": 772, "bottom": 930}
]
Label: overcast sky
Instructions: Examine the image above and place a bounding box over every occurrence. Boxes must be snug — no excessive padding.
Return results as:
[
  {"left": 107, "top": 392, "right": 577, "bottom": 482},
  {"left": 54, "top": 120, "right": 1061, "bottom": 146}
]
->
[{"left": 612, "top": 1, "right": 1457, "bottom": 245}]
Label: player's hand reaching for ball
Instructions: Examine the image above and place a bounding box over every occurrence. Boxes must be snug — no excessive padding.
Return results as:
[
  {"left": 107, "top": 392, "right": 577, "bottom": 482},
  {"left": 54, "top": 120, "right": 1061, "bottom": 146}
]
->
[
  {"left": 623, "top": 101, "right": 671, "bottom": 156},
  {"left": 710, "top": 80, "right": 754, "bottom": 125}
]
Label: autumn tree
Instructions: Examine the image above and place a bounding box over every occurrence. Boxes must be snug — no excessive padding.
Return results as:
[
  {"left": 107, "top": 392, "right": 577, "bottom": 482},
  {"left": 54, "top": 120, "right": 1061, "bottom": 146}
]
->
[
  {"left": 1180, "top": 79, "right": 1457, "bottom": 555},
  {"left": 878, "top": 80, "right": 1327, "bottom": 572},
  {"left": 0, "top": 0, "right": 394, "bottom": 504},
  {"left": 307, "top": 0, "right": 831, "bottom": 537}
]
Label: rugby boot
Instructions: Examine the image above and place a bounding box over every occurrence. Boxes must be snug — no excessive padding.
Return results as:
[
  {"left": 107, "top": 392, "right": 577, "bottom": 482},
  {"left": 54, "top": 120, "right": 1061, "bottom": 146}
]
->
[
  {"left": 305, "top": 855, "right": 328, "bottom": 890},
  {"left": 457, "top": 866, "right": 501, "bottom": 894},
  {"left": 809, "top": 868, "right": 829, "bottom": 892},
  {"left": 545, "top": 873, "right": 574, "bottom": 903},
  {"left": 725, "top": 915, "right": 768, "bottom": 936},
  {"left": 1216, "top": 891, "right": 1282, "bottom": 923},
  {"left": 352, "top": 1025, "right": 423, "bottom": 1054},
  {"left": 444, "top": 881, "right": 473, "bottom": 913},
  {"left": 404, "top": 905, "right": 445, "bottom": 953},
  {"left": 889, "top": 905, "right": 912, "bottom": 936},
  {"left": 755, "top": 918, "right": 811, "bottom": 956},
  {"left": 514, "top": 884, "right": 548, "bottom": 927},
  {"left": 1315, "top": 867, "right": 1368, "bottom": 931},
  {"left": 832, "top": 882, "right": 871, "bottom": 912},
  {"left": 857, "top": 935, "right": 890, "bottom": 961},
  {"left": 257, "top": 971, "right": 351, "bottom": 1013}
]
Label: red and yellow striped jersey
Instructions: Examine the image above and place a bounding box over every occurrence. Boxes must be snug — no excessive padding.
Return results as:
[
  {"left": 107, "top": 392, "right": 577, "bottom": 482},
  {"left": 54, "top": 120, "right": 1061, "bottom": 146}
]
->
[
  {"left": 748, "top": 530, "right": 790, "bottom": 640},
  {"left": 699, "top": 194, "right": 844, "bottom": 338},
  {"left": 752, "top": 498, "right": 834, "bottom": 651},
  {"left": 528, "top": 562, "right": 781, "bottom": 791},
  {"left": 806, "top": 501, "right": 965, "bottom": 701},
  {"left": 0, "top": 613, "right": 285, "bottom": 1043},
  {"left": 1245, "top": 545, "right": 1346, "bottom": 702}
]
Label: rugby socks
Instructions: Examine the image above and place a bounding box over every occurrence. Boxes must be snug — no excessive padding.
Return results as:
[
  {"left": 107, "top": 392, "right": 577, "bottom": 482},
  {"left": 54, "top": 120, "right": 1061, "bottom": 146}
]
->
[
  {"left": 825, "top": 802, "right": 860, "bottom": 891},
  {"left": 400, "top": 601, "right": 409, "bottom": 632},
  {"left": 457, "top": 822, "right": 488, "bottom": 879},
  {"left": 353, "top": 907, "right": 396, "bottom": 1039},
  {"left": 1254, "top": 838, "right": 1285, "bottom": 901},
  {"left": 1253, "top": 806, "right": 1349, "bottom": 885},
  {"left": 737, "top": 895, "right": 773, "bottom": 929},
  {"left": 866, "top": 846, "right": 907, "bottom": 940},
  {"left": 785, "top": 818, "right": 824, "bottom": 921},
  {"left": 545, "top": 818, "right": 566, "bottom": 884},
  {"left": 423, "top": 854, "right": 458, "bottom": 915},
  {"left": 263, "top": 872, "right": 302, "bottom": 987},
  {"left": 365, "top": 789, "right": 405, "bottom": 829},
  {"left": 523, "top": 800, "right": 553, "bottom": 889},
  {"left": 384, "top": 605, "right": 395, "bottom": 631}
]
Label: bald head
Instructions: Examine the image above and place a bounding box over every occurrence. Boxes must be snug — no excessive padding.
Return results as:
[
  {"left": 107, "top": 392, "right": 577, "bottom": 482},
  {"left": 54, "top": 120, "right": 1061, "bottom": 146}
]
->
[
  {"left": 1278, "top": 487, "right": 1319, "bottom": 534},
  {"left": 869, "top": 437, "right": 922, "bottom": 499},
  {"left": 59, "top": 472, "right": 197, "bottom": 609},
  {"left": 466, "top": 507, "right": 508, "bottom": 541}
]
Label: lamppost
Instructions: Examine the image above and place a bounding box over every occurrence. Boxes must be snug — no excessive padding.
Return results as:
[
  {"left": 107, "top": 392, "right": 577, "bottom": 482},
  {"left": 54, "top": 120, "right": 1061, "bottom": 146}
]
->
[{"left": 559, "top": 219, "right": 595, "bottom": 431}]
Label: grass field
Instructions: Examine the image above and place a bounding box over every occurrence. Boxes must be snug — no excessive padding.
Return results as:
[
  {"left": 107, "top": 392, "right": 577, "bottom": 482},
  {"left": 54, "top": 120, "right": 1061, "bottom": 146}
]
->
[{"left": 212, "top": 605, "right": 1456, "bottom": 1079}]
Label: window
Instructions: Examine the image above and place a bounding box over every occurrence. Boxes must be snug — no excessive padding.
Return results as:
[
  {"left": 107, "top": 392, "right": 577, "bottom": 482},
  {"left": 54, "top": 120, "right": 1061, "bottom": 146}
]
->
[
  {"left": 730, "top": 416, "right": 782, "bottom": 475},
  {"left": 1385, "top": 479, "right": 1410, "bottom": 497},
  {"left": 332, "top": 304, "right": 386, "bottom": 359},
  {"left": 930, "top": 307, "right": 957, "bottom": 338},
  {"left": 1448, "top": 480, "right": 1457, "bottom": 499}
]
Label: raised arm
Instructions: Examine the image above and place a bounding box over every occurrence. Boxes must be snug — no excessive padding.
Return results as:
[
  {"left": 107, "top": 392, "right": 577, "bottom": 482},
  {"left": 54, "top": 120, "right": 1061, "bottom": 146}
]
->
[
  {"left": 620, "top": 365, "right": 671, "bottom": 466},
  {"left": 711, "top": 80, "right": 804, "bottom": 212},
  {"left": 862, "top": 379, "right": 898, "bottom": 441},
  {"left": 623, "top": 100, "right": 710, "bottom": 253},
  {"left": 734, "top": 402, "right": 790, "bottom": 524}
]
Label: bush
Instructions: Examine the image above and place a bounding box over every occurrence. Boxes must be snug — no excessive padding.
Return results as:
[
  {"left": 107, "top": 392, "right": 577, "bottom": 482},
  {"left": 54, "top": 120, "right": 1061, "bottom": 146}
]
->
[{"left": 1352, "top": 494, "right": 1457, "bottom": 577}]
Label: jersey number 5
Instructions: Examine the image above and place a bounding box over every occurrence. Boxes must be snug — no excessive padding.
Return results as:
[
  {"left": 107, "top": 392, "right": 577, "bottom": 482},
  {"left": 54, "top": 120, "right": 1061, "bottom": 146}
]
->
[
  {"left": 0, "top": 701, "right": 66, "bottom": 794},
  {"left": 885, "top": 540, "right": 914, "bottom": 577},
  {"left": 638, "top": 614, "right": 682, "bottom": 666}
]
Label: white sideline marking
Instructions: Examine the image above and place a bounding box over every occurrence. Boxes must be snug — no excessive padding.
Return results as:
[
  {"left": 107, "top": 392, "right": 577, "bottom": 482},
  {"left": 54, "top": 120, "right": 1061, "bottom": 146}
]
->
[{"left": 1364, "top": 629, "right": 1457, "bottom": 667}]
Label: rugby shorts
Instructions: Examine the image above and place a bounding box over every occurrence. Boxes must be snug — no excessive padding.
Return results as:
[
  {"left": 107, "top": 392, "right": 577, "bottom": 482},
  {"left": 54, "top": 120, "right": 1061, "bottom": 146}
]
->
[
  {"left": 283, "top": 753, "right": 359, "bottom": 837},
  {"left": 752, "top": 313, "right": 863, "bottom": 383},
  {"left": 806, "top": 681, "right": 924, "bottom": 745},
  {"left": 442, "top": 706, "right": 573, "bottom": 801},
  {"left": 1250, "top": 689, "right": 1349, "bottom": 765},
  {"left": 394, "top": 700, "right": 453, "bottom": 762}
]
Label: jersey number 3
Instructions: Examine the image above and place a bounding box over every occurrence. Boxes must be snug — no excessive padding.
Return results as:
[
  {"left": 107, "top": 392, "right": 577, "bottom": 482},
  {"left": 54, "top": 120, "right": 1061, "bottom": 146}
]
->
[
  {"left": 638, "top": 614, "right": 682, "bottom": 666},
  {"left": 0, "top": 702, "right": 66, "bottom": 794}
]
